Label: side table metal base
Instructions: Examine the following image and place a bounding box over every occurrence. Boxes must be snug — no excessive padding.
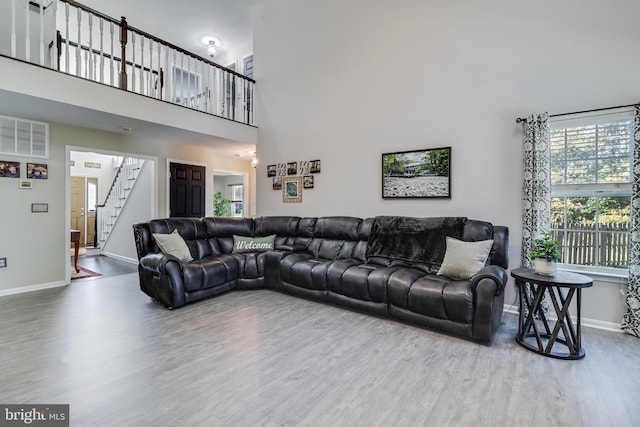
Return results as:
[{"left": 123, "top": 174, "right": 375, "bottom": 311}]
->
[{"left": 516, "top": 333, "right": 586, "bottom": 360}]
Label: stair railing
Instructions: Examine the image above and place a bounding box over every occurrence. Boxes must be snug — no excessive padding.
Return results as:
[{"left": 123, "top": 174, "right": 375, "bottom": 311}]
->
[{"left": 3, "top": 0, "right": 255, "bottom": 126}]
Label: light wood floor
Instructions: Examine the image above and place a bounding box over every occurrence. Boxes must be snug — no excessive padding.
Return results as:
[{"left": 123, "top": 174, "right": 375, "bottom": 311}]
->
[{"left": 1, "top": 267, "right": 639, "bottom": 426}]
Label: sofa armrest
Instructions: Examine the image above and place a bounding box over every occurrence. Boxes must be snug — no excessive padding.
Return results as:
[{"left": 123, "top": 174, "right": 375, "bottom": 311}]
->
[
  {"left": 471, "top": 265, "right": 507, "bottom": 342},
  {"left": 140, "top": 252, "right": 183, "bottom": 274},
  {"left": 471, "top": 265, "right": 508, "bottom": 296}
]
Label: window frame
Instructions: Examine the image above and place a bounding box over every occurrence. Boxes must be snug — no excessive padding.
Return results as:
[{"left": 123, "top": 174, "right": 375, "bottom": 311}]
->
[{"left": 549, "top": 109, "right": 633, "bottom": 276}]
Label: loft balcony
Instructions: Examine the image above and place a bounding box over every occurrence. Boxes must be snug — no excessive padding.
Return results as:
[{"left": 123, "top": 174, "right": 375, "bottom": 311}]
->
[{"left": 0, "top": 0, "right": 256, "bottom": 141}]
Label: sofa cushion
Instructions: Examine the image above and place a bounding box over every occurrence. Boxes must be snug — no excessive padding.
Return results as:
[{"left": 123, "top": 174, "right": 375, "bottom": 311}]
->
[
  {"left": 231, "top": 252, "right": 268, "bottom": 279},
  {"left": 367, "top": 216, "right": 466, "bottom": 267},
  {"left": 152, "top": 229, "right": 193, "bottom": 262},
  {"left": 437, "top": 237, "right": 493, "bottom": 279},
  {"left": 232, "top": 235, "right": 276, "bottom": 253},
  {"left": 182, "top": 255, "right": 238, "bottom": 291},
  {"left": 388, "top": 268, "right": 474, "bottom": 323},
  {"left": 327, "top": 261, "right": 396, "bottom": 303}
]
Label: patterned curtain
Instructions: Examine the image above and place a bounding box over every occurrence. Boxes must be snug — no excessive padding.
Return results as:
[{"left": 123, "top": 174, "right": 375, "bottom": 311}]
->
[
  {"left": 622, "top": 105, "right": 640, "bottom": 337},
  {"left": 521, "top": 112, "right": 551, "bottom": 266}
]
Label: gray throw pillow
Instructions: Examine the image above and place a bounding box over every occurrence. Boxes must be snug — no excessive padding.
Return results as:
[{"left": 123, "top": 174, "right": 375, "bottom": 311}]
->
[
  {"left": 152, "top": 229, "right": 193, "bottom": 261},
  {"left": 437, "top": 237, "right": 494, "bottom": 279},
  {"left": 233, "top": 235, "right": 276, "bottom": 253}
]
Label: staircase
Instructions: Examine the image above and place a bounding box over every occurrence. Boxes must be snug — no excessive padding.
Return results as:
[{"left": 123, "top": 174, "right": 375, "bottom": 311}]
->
[{"left": 96, "top": 157, "right": 145, "bottom": 249}]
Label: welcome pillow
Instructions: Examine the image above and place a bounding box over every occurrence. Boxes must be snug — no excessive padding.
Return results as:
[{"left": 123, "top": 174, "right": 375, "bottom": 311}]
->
[
  {"left": 152, "top": 229, "right": 193, "bottom": 262},
  {"left": 437, "top": 237, "right": 493, "bottom": 279},
  {"left": 233, "top": 235, "right": 276, "bottom": 253}
]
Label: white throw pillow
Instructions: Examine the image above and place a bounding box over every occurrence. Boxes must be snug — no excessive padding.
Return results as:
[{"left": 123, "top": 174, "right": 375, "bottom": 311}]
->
[
  {"left": 152, "top": 229, "right": 193, "bottom": 262},
  {"left": 437, "top": 237, "right": 494, "bottom": 279}
]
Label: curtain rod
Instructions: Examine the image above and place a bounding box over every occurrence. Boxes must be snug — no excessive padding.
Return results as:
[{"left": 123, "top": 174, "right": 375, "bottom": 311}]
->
[{"left": 515, "top": 102, "right": 639, "bottom": 124}]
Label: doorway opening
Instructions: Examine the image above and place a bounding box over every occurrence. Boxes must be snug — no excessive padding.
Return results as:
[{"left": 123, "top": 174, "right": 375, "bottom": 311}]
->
[
  {"left": 68, "top": 148, "right": 157, "bottom": 282},
  {"left": 213, "top": 171, "right": 248, "bottom": 217}
]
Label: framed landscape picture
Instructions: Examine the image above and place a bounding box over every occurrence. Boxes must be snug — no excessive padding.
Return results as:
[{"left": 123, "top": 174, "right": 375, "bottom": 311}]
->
[{"left": 382, "top": 147, "right": 451, "bottom": 199}]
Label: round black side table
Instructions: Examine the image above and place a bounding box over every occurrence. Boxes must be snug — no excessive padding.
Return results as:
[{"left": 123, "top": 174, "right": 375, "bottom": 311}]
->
[{"left": 511, "top": 268, "right": 593, "bottom": 360}]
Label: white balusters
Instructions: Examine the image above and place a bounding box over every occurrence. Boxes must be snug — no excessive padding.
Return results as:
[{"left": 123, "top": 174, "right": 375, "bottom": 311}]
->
[
  {"left": 64, "top": 1, "right": 69, "bottom": 73},
  {"left": 130, "top": 31, "right": 136, "bottom": 92},
  {"left": 52, "top": 0, "right": 58, "bottom": 69},
  {"left": 109, "top": 21, "right": 114, "bottom": 86},
  {"left": 24, "top": 0, "right": 30, "bottom": 61},
  {"left": 99, "top": 18, "right": 104, "bottom": 83},
  {"left": 75, "top": 6, "right": 81, "bottom": 76},
  {"left": 38, "top": 0, "right": 44, "bottom": 65},
  {"left": 10, "top": 0, "right": 16, "bottom": 57}
]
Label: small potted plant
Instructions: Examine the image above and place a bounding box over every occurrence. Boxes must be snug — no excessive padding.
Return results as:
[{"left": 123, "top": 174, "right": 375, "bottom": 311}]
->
[{"left": 528, "top": 231, "right": 561, "bottom": 276}]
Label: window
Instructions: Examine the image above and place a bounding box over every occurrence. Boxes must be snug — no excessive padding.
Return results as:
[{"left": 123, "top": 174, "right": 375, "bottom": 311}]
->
[
  {"left": 229, "top": 184, "right": 243, "bottom": 217},
  {"left": 172, "top": 66, "right": 200, "bottom": 105},
  {"left": 0, "top": 115, "right": 48, "bottom": 158},
  {"left": 549, "top": 109, "right": 633, "bottom": 273}
]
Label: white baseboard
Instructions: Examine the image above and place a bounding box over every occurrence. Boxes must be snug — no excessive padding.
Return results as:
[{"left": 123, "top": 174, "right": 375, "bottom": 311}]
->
[
  {"left": 0, "top": 281, "right": 67, "bottom": 298},
  {"left": 100, "top": 251, "right": 138, "bottom": 265},
  {"left": 503, "top": 304, "right": 623, "bottom": 334}
]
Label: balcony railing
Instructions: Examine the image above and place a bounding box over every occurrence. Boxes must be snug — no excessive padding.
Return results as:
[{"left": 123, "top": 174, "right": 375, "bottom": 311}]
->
[{"left": 2, "top": 0, "right": 255, "bottom": 126}]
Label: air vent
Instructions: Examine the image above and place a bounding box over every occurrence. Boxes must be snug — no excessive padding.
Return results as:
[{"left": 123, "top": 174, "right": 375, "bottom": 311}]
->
[{"left": 0, "top": 115, "right": 49, "bottom": 158}]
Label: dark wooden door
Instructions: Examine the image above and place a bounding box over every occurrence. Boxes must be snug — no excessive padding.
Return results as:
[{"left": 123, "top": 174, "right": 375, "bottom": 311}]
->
[{"left": 169, "top": 162, "right": 205, "bottom": 218}]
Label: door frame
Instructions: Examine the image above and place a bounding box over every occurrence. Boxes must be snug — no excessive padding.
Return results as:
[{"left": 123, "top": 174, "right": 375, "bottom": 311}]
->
[
  {"left": 213, "top": 168, "right": 251, "bottom": 217},
  {"left": 166, "top": 158, "right": 210, "bottom": 217},
  {"left": 66, "top": 146, "right": 158, "bottom": 283}
]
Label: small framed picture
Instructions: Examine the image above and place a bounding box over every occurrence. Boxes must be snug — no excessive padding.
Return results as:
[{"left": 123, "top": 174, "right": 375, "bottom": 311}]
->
[
  {"left": 0, "top": 160, "right": 20, "bottom": 178},
  {"left": 287, "top": 162, "right": 298, "bottom": 175},
  {"left": 19, "top": 180, "right": 32, "bottom": 189},
  {"left": 272, "top": 177, "right": 282, "bottom": 190},
  {"left": 282, "top": 176, "right": 302, "bottom": 203},
  {"left": 27, "top": 163, "right": 48, "bottom": 179},
  {"left": 303, "top": 175, "right": 314, "bottom": 189},
  {"left": 267, "top": 164, "right": 277, "bottom": 177},
  {"left": 310, "top": 160, "right": 321, "bottom": 174}
]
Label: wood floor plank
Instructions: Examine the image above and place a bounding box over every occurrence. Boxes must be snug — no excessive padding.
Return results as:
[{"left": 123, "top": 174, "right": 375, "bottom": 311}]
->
[{"left": 0, "top": 269, "right": 639, "bottom": 426}]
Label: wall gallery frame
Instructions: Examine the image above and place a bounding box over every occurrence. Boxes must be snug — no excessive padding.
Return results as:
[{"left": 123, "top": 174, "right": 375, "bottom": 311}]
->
[
  {"left": 27, "top": 163, "right": 48, "bottom": 179},
  {"left": 382, "top": 147, "right": 451, "bottom": 199},
  {"left": 268, "top": 159, "right": 320, "bottom": 197},
  {"left": 282, "top": 176, "right": 302, "bottom": 203},
  {"left": 0, "top": 160, "right": 20, "bottom": 178}
]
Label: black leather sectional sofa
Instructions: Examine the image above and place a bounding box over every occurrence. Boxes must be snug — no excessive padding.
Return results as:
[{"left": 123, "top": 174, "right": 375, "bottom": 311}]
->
[{"left": 133, "top": 216, "right": 509, "bottom": 342}]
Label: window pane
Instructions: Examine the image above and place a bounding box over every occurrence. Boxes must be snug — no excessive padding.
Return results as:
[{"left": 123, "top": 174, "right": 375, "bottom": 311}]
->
[
  {"left": 597, "top": 196, "right": 630, "bottom": 268},
  {"left": 550, "top": 120, "right": 632, "bottom": 185},
  {"left": 551, "top": 195, "right": 630, "bottom": 268}
]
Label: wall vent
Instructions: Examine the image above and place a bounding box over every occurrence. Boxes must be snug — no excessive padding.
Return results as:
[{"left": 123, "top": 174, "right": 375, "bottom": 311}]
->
[{"left": 0, "top": 115, "right": 49, "bottom": 159}]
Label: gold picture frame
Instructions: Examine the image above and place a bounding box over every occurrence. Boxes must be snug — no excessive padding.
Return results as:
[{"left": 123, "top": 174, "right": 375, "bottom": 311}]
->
[{"left": 282, "top": 176, "right": 302, "bottom": 203}]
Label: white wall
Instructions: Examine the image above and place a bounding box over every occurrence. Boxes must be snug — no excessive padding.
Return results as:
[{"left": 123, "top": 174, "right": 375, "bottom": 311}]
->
[{"left": 253, "top": 0, "right": 640, "bottom": 327}]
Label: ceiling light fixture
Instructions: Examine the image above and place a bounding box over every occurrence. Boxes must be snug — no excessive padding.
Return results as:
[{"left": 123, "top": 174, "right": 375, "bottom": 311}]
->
[
  {"left": 207, "top": 40, "right": 217, "bottom": 58},
  {"left": 200, "top": 36, "right": 221, "bottom": 59}
]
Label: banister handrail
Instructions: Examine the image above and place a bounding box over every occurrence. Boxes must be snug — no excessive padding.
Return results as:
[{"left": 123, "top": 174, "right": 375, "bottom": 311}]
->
[
  {"left": 60, "top": 0, "right": 255, "bottom": 83},
  {"left": 6, "top": 0, "right": 255, "bottom": 125},
  {"left": 96, "top": 157, "right": 126, "bottom": 209}
]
